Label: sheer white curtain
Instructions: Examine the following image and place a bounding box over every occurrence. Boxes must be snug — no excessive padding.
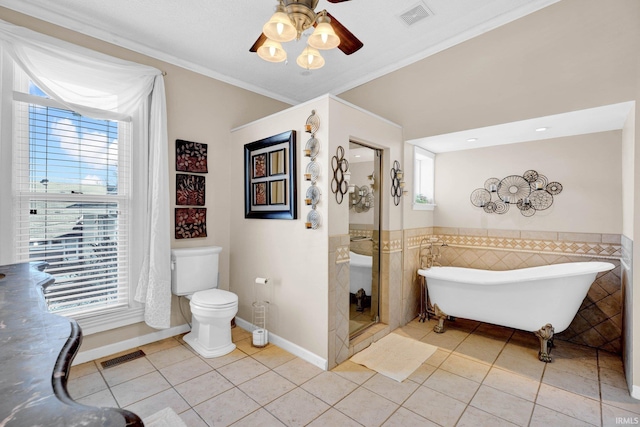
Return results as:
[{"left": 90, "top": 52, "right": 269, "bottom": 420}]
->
[{"left": 0, "top": 20, "right": 172, "bottom": 329}]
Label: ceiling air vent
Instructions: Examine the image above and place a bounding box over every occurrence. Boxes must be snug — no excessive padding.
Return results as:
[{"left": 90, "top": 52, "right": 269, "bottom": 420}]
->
[{"left": 399, "top": 1, "right": 434, "bottom": 27}]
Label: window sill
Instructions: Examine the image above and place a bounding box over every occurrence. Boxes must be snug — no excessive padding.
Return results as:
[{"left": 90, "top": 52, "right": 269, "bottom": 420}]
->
[
  {"left": 413, "top": 203, "right": 436, "bottom": 211},
  {"left": 74, "top": 306, "right": 145, "bottom": 335}
]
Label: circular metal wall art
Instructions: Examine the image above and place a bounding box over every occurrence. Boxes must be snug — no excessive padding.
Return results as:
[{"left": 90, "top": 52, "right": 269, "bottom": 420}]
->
[
  {"left": 305, "top": 185, "right": 321, "bottom": 207},
  {"left": 523, "top": 170, "right": 539, "bottom": 183},
  {"left": 470, "top": 188, "right": 491, "bottom": 207},
  {"left": 483, "top": 201, "right": 497, "bottom": 213},
  {"left": 305, "top": 160, "right": 321, "bottom": 182},
  {"left": 484, "top": 178, "right": 500, "bottom": 192},
  {"left": 530, "top": 174, "right": 549, "bottom": 192},
  {"left": 494, "top": 201, "right": 510, "bottom": 214},
  {"left": 497, "top": 175, "right": 531, "bottom": 203},
  {"left": 546, "top": 182, "right": 563, "bottom": 195},
  {"left": 305, "top": 137, "right": 319, "bottom": 158},
  {"left": 470, "top": 169, "right": 562, "bottom": 217},
  {"left": 530, "top": 189, "right": 553, "bottom": 210},
  {"left": 305, "top": 110, "right": 320, "bottom": 134}
]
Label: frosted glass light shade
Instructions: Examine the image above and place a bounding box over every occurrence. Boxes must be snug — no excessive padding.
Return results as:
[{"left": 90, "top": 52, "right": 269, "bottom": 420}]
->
[
  {"left": 308, "top": 22, "right": 340, "bottom": 50},
  {"left": 296, "top": 45, "right": 324, "bottom": 70},
  {"left": 263, "top": 11, "right": 296, "bottom": 43},
  {"left": 257, "top": 39, "right": 287, "bottom": 63}
]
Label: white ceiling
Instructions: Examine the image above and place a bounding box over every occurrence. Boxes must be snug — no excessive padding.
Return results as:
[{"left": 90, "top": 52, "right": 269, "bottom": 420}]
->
[{"left": 0, "top": 0, "right": 560, "bottom": 105}]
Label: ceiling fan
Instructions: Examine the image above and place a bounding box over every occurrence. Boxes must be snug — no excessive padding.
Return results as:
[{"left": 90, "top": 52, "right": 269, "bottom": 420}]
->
[{"left": 250, "top": 0, "right": 363, "bottom": 70}]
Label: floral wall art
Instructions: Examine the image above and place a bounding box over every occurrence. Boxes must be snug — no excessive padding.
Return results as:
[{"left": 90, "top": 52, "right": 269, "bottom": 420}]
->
[
  {"left": 176, "top": 173, "right": 205, "bottom": 206},
  {"left": 176, "top": 139, "right": 208, "bottom": 173},
  {"left": 175, "top": 139, "right": 208, "bottom": 239}
]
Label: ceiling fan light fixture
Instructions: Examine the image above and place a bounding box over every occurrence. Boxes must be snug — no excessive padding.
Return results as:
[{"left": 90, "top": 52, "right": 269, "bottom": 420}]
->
[
  {"left": 296, "top": 45, "right": 324, "bottom": 70},
  {"left": 308, "top": 13, "right": 340, "bottom": 50},
  {"left": 263, "top": 4, "right": 297, "bottom": 42},
  {"left": 257, "top": 38, "right": 287, "bottom": 62}
]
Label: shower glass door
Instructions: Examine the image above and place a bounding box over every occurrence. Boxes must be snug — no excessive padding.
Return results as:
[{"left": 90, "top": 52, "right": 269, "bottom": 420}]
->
[{"left": 348, "top": 142, "right": 381, "bottom": 338}]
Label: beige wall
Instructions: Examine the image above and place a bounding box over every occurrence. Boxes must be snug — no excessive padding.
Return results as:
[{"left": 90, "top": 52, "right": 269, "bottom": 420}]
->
[
  {"left": 0, "top": 8, "right": 288, "bottom": 349},
  {"left": 340, "top": 0, "right": 639, "bottom": 140},
  {"left": 230, "top": 98, "right": 331, "bottom": 359},
  {"left": 434, "top": 131, "right": 622, "bottom": 234},
  {"left": 230, "top": 96, "right": 404, "bottom": 363}
]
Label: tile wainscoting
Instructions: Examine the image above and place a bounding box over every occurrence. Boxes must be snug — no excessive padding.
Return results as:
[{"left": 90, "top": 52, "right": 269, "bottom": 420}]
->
[
  {"left": 405, "top": 227, "right": 623, "bottom": 354},
  {"left": 329, "top": 230, "right": 403, "bottom": 369}
]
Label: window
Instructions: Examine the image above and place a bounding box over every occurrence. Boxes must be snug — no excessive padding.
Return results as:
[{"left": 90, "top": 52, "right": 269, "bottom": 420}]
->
[
  {"left": 12, "top": 76, "right": 132, "bottom": 318},
  {"left": 0, "top": 58, "right": 146, "bottom": 332},
  {"left": 413, "top": 146, "right": 435, "bottom": 210}
]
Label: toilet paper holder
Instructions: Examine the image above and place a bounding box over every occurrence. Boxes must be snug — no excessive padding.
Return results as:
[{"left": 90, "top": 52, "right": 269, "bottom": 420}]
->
[{"left": 252, "top": 277, "right": 270, "bottom": 348}]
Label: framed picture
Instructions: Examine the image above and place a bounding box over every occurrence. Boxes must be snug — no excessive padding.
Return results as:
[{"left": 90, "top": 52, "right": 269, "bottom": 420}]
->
[
  {"left": 176, "top": 173, "right": 205, "bottom": 206},
  {"left": 244, "top": 130, "right": 297, "bottom": 219},
  {"left": 176, "top": 139, "right": 208, "bottom": 173},
  {"left": 175, "top": 208, "right": 207, "bottom": 239}
]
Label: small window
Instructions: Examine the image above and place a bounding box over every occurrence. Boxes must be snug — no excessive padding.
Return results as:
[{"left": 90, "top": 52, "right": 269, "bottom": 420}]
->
[{"left": 413, "top": 146, "right": 435, "bottom": 210}]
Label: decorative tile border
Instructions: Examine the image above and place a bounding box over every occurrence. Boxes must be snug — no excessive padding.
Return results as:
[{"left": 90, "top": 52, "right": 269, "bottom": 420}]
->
[
  {"left": 381, "top": 239, "right": 403, "bottom": 253},
  {"left": 406, "top": 232, "right": 621, "bottom": 260},
  {"left": 336, "top": 245, "right": 350, "bottom": 264}
]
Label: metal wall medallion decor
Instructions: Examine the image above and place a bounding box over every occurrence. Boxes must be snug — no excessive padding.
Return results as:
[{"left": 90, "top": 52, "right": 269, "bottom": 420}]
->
[
  {"left": 470, "top": 170, "right": 562, "bottom": 217},
  {"left": 330, "top": 146, "right": 349, "bottom": 204},
  {"left": 390, "top": 160, "right": 405, "bottom": 206},
  {"left": 304, "top": 110, "right": 321, "bottom": 229}
]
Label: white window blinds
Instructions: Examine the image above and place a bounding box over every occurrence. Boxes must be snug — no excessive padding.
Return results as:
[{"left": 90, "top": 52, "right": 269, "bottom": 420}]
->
[{"left": 13, "top": 91, "right": 131, "bottom": 317}]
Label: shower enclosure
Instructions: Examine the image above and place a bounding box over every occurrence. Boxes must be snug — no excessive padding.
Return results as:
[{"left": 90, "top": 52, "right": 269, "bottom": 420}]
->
[{"left": 348, "top": 141, "right": 382, "bottom": 338}]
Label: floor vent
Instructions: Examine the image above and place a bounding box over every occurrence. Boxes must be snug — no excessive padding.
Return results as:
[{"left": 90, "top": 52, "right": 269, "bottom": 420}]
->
[
  {"left": 100, "top": 349, "right": 146, "bottom": 369},
  {"left": 399, "top": 2, "right": 434, "bottom": 27}
]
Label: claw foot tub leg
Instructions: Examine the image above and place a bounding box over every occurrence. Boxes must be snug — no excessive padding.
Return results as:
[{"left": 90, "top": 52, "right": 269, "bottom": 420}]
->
[
  {"left": 534, "top": 323, "right": 555, "bottom": 362},
  {"left": 433, "top": 304, "right": 447, "bottom": 333}
]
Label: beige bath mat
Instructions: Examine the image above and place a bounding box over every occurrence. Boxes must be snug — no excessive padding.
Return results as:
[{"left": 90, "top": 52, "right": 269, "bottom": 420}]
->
[
  {"left": 143, "top": 407, "right": 187, "bottom": 427},
  {"left": 350, "top": 332, "right": 437, "bottom": 382}
]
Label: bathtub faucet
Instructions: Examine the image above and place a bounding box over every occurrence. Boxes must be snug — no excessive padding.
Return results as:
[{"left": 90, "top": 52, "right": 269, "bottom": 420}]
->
[{"left": 419, "top": 237, "right": 446, "bottom": 269}]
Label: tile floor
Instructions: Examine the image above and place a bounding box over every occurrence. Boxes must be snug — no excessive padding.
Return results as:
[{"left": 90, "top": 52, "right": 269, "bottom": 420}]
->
[{"left": 68, "top": 317, "right": 640, "bottom": 427}]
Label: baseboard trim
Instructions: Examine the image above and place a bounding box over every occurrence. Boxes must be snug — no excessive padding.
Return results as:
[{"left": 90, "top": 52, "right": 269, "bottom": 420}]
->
[
  {"left": 72, "top": 323, "right": 191, "bottom": 366},
  {"left": 631, "top": 385, "right": 640, "bottom": 400},
  {"left": 235, "top": 317, "right": 328, "bottom": 371}
]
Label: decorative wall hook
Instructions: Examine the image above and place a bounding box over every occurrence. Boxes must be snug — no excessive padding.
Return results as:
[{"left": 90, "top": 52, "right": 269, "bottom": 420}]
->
[
  {"left": 331, "top": 146, "right": 350, "bottom": 204},
  {"left": 470, "top": 170, "right": 562, "bottom": 217}
]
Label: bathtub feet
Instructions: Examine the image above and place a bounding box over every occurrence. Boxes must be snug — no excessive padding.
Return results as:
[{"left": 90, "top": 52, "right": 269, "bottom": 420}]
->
[
  {"left": 535, "top": 323, "right": 555, "bottom": 363},
  {"left": 355, "top": 288, "right": 366, "bottom": 312},
  {"left": 433, "top": 304, "right": 447, "bottom": 334}
]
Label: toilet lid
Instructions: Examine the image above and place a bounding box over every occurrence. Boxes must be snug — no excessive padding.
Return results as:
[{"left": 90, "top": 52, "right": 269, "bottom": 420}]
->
[{"left": 191, "top": 289, "right": 238, "bottom": 308}]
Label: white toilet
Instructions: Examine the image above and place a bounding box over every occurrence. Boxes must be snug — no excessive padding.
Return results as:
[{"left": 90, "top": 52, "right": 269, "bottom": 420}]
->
[{"left": 171, "top": 246, "right": 238, "bottom": 358}]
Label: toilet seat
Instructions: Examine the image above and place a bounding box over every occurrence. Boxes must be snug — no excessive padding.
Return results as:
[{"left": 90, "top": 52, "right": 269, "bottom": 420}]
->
[{"left": 191, "top": 288, "right": 238, "bottom": 309}]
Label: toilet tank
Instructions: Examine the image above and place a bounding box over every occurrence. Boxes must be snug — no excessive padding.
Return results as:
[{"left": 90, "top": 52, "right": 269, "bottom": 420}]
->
[{"left": 171, "top": 246, "right": 222, "bottom": 296}]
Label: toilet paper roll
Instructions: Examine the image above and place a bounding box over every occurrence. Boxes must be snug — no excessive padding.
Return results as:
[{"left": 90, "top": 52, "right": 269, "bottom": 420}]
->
[
  {"left": 255, "top": 277, "right": 269, "bottom": 285},
  {"left": 252, "top": 328, "right": 268, "bottom": 347}
]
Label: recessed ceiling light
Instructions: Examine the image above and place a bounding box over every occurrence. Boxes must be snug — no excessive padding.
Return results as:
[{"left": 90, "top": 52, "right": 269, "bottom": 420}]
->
[
  {"left": 467, "top": 138, "right": 478, "bottom": 142},
  {"left": 354, "top": 155, "right": 361, "bottom": 158},
  {"left": 535, "top": 127, "right": 548, "bottom": 132}
]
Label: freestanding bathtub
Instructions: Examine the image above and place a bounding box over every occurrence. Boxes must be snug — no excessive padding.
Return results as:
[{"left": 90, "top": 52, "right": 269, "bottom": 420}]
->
[{"left": 418, "top": 262, "right": 615, "bottom": 362}]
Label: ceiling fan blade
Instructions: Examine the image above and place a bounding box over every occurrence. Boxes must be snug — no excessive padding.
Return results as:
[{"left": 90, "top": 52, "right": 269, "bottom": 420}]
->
[
  {"left": 249, "top": 33, "right": 267, "bottom": 52},
  {"left": 325, "top": 12, "right": 363, "bottom": 55}
]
